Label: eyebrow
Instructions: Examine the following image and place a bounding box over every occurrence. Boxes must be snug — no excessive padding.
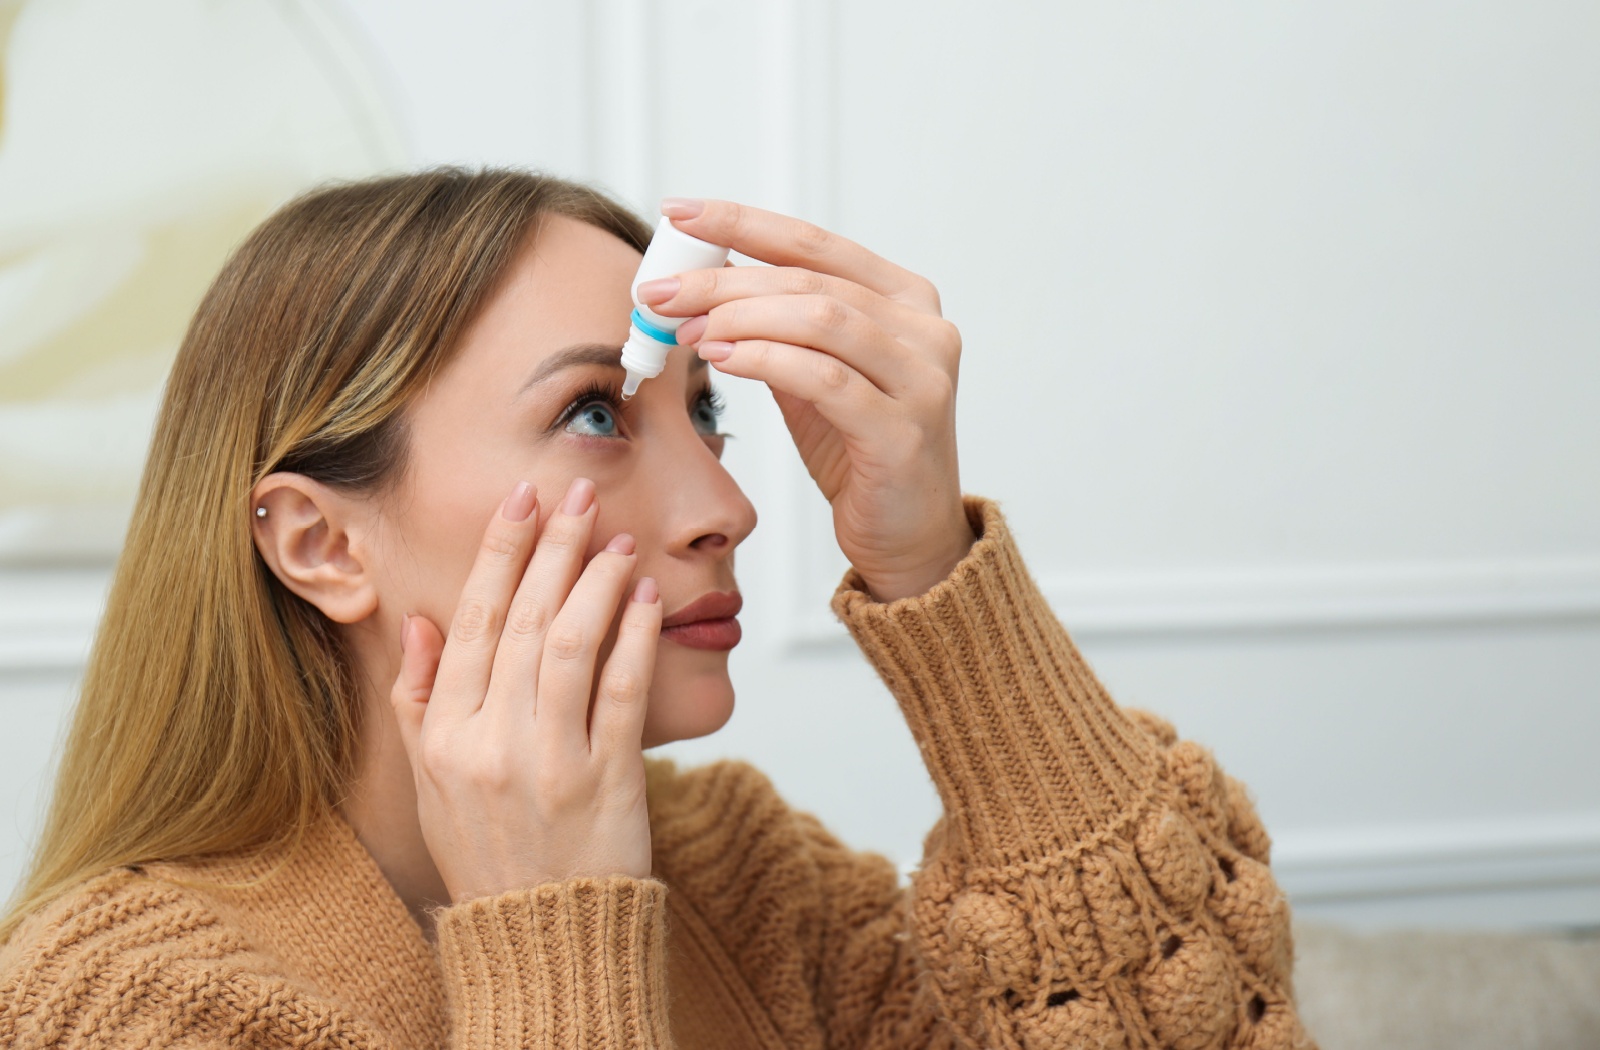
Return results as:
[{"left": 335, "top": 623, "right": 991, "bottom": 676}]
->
[{"left": 514, "top": 340, "right": 705, "bottom": 400}]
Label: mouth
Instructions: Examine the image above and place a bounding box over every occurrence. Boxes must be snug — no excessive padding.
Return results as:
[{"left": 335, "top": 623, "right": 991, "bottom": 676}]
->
[{"left": 661, "top": 590, "right": 742, "bottom": 651}]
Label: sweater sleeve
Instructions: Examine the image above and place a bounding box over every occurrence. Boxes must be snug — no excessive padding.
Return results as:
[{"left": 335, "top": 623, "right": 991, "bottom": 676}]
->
[
  {"left": 431, "top": 876, "right": 675, "bottom": 1048},
  {"left": 821, "top": 493, "right": 1317, "bottom": 1050}
]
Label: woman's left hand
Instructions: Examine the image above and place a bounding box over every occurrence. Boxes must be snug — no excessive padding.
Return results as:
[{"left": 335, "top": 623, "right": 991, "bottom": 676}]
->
[{"left": 638, "top": 198, "right": 975, "bottom": 603}]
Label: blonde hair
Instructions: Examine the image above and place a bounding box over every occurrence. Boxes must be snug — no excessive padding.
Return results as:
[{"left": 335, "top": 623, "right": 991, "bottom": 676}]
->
[{"left": 1, "top": 168, "right": 653, "bottom": 944}]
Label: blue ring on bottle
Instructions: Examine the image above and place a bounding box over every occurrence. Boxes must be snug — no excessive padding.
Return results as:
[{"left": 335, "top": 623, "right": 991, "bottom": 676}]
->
[{"left": 630, "top": 307, "right": 679, "bottom": 345}]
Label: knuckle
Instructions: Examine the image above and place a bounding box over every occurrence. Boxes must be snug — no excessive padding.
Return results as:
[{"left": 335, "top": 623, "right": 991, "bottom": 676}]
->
[
  {"left": 815, "top": 356, "right": 853, "bottom": 394},
  {"left": 784, "top": 267, "right": 825, "bottom": 296},
  {"left": 388, "top": 677, "right": 412, "bottom": 709},
  {"left": 544, "top": 622, "right": 589, "bottom": 662},
  {"left": 804, "top": 296, "right": 849, "bottom": 332},
  {"left": 711, "top": 297, "right": 742, "bottom": 332},
  {"left": 419, "top": 735, "right": 455, "bottom": 778},
  {"left": 506, "top": 596, "right": 551, "bottom": 639},
  {"left": 915, "top": 275, "right": 943, "bottom": 311},
  {"left": 534, "top": 762, "right": 583, "bottom": 807},
  {"left": 452, "top": 597, "right": 500, "bottom": 644},
  {"left": 537, "top": 522, "right": 580, "bottom": 558},
  {"left": 793, "top": 219, "right": 832, "bottom": 256},
  {"left": 921, "top": 366, "right": 956, "bottom": 409},
  {"left": 726, "top": 201, "right": 754, "bottom": 241},
  {"left": 600, "top": 668, "right": 644, "bottom": 703},
  {"left": 468, "top": 752, "right": 514, "bottom": 792},
  {"left": 389, "top": 683, "right": 427, "bottom": 718},
  {"left": 480, "top": 526, "right": 522, "bottom": 561}
]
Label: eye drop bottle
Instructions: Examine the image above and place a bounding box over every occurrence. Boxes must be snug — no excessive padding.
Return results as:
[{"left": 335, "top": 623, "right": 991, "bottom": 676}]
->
[{"left": 620, "top": 215, "right": 731, "bottom": 398}]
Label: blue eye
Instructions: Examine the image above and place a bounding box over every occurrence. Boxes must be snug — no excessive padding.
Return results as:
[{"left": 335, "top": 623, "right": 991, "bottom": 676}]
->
[{"left": 565, "top": 398, "right": 619, "bottom": 437}]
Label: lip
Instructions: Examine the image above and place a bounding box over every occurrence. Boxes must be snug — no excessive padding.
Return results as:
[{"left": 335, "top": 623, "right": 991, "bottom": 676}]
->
[
  {"left": 662, "top": 590, "right": 742, "bottom": 628},
  {"left": 661, "top": 590, "right": 742, "bottom": 652}
]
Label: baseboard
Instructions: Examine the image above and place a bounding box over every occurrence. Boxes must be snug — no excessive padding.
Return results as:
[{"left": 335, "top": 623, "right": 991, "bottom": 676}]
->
[{"left": 1272, "top": 813, "right": 1600, "bottom": 931}]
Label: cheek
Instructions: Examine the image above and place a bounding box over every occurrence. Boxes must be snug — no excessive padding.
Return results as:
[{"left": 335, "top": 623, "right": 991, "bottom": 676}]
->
[
  {"left": 383, "top": 494, "right": 501, "bottom": 632},
  {"left": 582, "top": 470, "right": 653, "bottom": 555},
  {"left": 388, "top": 459, "right": 655, "bottom": 663}
]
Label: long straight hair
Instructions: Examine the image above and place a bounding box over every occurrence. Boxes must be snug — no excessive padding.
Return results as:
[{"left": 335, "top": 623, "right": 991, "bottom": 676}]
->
[{"left": 1, "top": 168, "right": 653, "bottom": 945}]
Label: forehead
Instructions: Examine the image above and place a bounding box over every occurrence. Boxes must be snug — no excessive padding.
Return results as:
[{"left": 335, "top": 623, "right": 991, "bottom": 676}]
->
[
  {"left": 479, "top": 214, "right": 643, "bottom": 350},
  {"left": 409, "top": 213, "right": 643, "bottom": 420}
]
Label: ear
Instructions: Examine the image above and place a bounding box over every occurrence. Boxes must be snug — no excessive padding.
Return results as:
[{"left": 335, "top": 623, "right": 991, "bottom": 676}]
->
[{"left": 249, "top": 472, "right": 379, "bottom": 624}]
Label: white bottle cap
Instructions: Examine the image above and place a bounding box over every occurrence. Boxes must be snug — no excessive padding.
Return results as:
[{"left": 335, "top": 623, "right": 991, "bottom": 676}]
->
[
  {"left": 620, "top": 215, "right": 731, "bottom": 397},
  {"left": 619, "top": 320, "right": 667, "bottom": 399}
]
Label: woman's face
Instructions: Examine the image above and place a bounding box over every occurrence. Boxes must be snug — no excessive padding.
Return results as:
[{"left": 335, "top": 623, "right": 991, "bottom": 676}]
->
[{"left": 371, "top": 214, "right": 757, "bottom": 748}]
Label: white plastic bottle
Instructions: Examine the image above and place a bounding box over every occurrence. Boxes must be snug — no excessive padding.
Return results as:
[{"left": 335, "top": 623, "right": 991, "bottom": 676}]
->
[{"left": 619, "top": 215, "right": 731, "bottom": 398}]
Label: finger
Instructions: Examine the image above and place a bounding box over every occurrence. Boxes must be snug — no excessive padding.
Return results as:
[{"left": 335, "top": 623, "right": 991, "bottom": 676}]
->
[
  {"left": 689, "top": 293, "right": 921, "bottom": 396},
  {"left": 482, "top": 476, "right": 599, "bottom": 720},
  {"left": 535, "top": 534, "right": 639, "bottom": 756},
  {"left": 590, "top": 577, "right": 662, "bottom": 759},
  {"left": 643, "top": 263, "right": 934, "bottom": 340},
  {"left": 696, "top": 337, "right": 893, "bottom": 443},
  {"left": 430, "top": 481, "right": 541, "bottom": 723},
  {"left": 389, "top": 612, "right": 446, "bottom": 773},
  {"left": 662, "top": 199, "right": 941, "bottom": 311}
]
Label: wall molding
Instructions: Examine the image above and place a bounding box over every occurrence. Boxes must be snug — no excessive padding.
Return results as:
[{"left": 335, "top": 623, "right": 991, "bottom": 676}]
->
[
  {"left": 1271, "top": 812, "right": 1600, "bottom": 902},
  {"left": 1272, "top": 813, "right": 1600, "bottom": 930},
  {"left": 583, "top": 0, "right": 655, "bottom": 211},
  {"left": 0, "top": 568, "right": 112, "bottom": 673},
  {"left": 7, "top": 556, "right": 1599, "bottom": 671},
  {"left": 764, "top": 0, "right": 849, "bottom": 650},
  {"left": 781, "top": 555, "right": 1600, "bottom": 649}
]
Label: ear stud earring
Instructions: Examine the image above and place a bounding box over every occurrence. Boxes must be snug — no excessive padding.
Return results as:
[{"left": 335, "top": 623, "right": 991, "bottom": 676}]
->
[{"left": 255, "top": 507, "right": 267, "bottom": 518}]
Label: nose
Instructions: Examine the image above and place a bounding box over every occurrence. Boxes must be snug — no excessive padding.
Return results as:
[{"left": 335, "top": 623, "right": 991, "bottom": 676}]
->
[{"left": 652, "top": 427, "right": 757, "bottom": 559}]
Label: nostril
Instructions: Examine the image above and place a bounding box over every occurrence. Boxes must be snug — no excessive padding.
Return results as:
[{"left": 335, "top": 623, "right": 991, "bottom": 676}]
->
[{"left": 691, "top": 532, "right": 729, "bottom": 551}]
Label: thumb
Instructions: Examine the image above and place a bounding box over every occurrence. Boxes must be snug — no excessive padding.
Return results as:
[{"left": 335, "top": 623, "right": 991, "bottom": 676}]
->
[{"left": 389, "top": 612, "right": 445, "bottom": 771}]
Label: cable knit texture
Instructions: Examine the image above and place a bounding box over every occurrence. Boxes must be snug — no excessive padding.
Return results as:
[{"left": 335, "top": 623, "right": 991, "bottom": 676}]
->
[{"left": 0, "top": 494, "right": 1316, "bottom": 1049}]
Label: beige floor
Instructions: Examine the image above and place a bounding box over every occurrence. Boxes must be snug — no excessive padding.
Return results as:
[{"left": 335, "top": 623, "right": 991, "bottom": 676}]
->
[{"left": 1292, "top": 920, "right": 1600, "bottom": 1049}]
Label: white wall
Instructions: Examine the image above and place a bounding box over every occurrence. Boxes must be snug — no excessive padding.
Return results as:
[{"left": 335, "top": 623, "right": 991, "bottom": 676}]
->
[{"left": 3, "top": 0, "right": 1598, "bottom": 932}]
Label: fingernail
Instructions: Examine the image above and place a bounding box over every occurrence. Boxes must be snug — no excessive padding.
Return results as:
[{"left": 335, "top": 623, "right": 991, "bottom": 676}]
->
[
  {"left": 502, "top": 481, "right": 536, "bottom": 522},
  {"left": 605, "top": 533, "right": 636, "bottom": 555},
  {"left": 633, "top": 577, "right": 658, "bottom": 604},
  {"left": 400, "top": 613, "right": 411, "bottom": 652},
  {"left": 661, "top": 197, "right": 704, "bottom": 218},
  {"left": 698, "top": 340, "right": 735, "bottom": 362},
  {"left": 561, "top": 476, "right": 595, "bottom": 516},
  {"left": 675, "top": 314, "right": 709, "bottom": 345},
  {"left": 636, "top": 277, "right": 680, "bottom": 303}
]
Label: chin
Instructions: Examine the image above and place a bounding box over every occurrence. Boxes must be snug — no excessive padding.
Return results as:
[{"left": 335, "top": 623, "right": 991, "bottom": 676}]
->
[{"left": 640, "top": 653, "right": 735, "bottom": 748}]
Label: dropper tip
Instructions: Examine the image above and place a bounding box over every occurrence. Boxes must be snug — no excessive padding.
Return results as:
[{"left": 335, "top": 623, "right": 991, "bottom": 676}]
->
[{"left": 621, "top": 370, "right": 644, "bottom": 399}]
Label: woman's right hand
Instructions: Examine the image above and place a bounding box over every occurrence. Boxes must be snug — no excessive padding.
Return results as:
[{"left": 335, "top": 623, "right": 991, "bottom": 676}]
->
[{"left": 388, "top": 476, "right": 662, "bottom": 904}]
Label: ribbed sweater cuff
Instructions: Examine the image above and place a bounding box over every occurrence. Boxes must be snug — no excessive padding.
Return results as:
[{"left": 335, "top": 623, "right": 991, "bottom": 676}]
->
[
  {"left": 831, "top": 494, "right": 1162, "bottom": 866},
  {"left": 433, "top": 876, "right": 672, "bottom": 1049}
]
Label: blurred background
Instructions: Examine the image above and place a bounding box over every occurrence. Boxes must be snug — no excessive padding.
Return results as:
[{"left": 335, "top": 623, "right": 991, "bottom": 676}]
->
[{"left": 1, "top": 0, "right": 1597, "bottom": 1024}]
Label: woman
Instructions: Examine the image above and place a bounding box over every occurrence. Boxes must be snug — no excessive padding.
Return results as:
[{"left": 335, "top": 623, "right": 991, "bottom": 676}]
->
[{"left": 0, "top": 169, "right": 1314, "bottom": 1048}]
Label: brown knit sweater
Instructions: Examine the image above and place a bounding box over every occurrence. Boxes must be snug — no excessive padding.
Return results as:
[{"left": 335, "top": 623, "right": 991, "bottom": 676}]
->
[{"left": 0, "top": 495, "right": 1316, "bottom": 1049}]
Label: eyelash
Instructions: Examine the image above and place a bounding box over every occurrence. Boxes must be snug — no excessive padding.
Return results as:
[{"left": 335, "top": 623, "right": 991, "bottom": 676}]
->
[{"left": 553, "top": 378, "right": 728, "bottom": 437}]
